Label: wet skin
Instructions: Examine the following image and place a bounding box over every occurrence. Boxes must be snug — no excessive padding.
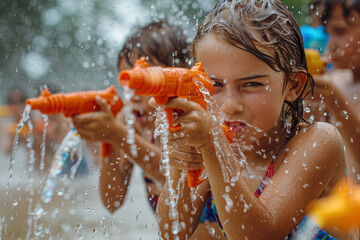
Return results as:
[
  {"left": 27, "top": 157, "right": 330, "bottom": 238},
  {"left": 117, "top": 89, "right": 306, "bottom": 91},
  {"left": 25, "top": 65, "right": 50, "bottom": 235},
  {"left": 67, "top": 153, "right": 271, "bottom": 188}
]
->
[{"left": 156, "top": 33, "right": 351, "bottom": 239}]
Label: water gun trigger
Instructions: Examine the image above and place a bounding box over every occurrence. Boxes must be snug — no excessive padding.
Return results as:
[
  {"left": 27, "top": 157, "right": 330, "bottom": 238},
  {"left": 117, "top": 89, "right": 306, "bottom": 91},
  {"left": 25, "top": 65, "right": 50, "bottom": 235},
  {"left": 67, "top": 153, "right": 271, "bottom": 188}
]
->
[
  {"left": 133, "top": 56, "right": 149, "bottom": 69},
  {"left": 40, "top": 88, "right": 51, "bottom": 97},
  {"left": 165, "top": 108, "right": 182, "bottom": 132},
  {"left": 188, "top": 168, "right": 205, "bottom": 188}
]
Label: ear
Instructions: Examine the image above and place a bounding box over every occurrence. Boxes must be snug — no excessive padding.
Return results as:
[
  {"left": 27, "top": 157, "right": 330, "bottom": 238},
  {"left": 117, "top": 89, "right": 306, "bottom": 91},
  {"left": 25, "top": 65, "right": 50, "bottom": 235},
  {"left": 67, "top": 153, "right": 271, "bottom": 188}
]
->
[{"left": 285, "top": 70, "right": 307, "bottom": 102}]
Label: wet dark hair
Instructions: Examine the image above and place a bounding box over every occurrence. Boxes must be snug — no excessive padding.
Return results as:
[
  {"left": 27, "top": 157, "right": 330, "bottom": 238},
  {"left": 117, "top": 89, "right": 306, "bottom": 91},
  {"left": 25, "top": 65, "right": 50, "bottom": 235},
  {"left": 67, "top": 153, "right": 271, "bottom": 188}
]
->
[
  {"left": 317, "top": 0, "right": 360, "bottom": 25},
  {"left": 193, "top": 0, "right": 315, "bottom": 128},
  {"left": 118, "top": 20, "right": 191, "bottom": 69}
]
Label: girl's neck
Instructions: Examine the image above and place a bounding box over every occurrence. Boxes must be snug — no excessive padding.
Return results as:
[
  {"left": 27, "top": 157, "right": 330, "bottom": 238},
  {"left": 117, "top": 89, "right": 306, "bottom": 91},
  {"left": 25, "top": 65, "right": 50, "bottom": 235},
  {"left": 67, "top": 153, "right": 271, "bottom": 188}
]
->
[{"left": 248, "top": 119, "right": 290, "bottom": 162}]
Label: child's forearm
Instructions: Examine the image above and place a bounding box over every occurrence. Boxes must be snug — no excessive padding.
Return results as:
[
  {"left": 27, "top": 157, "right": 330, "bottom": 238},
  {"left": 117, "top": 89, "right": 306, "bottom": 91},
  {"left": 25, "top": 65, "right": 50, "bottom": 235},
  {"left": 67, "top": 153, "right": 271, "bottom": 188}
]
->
[
  {"left": 100, "top": 147, "right": 133, "bottom": 213},
  {"left": 157, "top": 167, "right": 207, "bottom": 239},
  {"left": 200, "top": 133, "right": 282, "bottom": 239},
  {"left": 108, "top": 121, "right": 165, "bottom": 184}
]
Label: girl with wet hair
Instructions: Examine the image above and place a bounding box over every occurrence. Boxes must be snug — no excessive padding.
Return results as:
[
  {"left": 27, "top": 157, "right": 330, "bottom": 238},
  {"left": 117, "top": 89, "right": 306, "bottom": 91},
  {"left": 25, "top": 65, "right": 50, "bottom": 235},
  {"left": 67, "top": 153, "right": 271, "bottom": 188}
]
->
[
  {"left": 72, "top": 20, "right": 225, "bottom": 239},
  {"left": 307, "top": 0, "right": 360, "bottom": 185},
  {"left": 154, "top": 0, "right": 356, "bottom": 239}
]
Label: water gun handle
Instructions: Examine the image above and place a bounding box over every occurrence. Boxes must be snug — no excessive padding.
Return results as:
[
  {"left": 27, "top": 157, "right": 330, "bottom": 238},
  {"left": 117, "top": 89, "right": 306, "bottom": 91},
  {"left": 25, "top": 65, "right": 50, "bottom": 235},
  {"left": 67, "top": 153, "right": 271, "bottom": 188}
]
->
[{"left": 101, "top": 142, "right": 112, "bottom": 159}]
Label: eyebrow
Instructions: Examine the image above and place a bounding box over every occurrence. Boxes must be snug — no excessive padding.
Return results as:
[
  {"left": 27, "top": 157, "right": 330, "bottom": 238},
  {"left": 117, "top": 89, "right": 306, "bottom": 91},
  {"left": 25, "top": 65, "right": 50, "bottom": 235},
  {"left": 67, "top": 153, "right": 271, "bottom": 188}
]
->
[{"left": 210, "top": 74, "right": 270, "bottom": 81}]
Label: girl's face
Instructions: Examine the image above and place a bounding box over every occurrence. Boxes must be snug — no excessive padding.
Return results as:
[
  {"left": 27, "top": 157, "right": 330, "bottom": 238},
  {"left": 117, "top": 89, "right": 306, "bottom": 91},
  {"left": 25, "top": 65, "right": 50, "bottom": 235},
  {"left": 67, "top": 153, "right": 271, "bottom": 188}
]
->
[
  {"left": 325, "top": 7, "right": 360, "bottom": 70},
  {"left": 195, "top": 34, "right": 290, "bottom": 143}
]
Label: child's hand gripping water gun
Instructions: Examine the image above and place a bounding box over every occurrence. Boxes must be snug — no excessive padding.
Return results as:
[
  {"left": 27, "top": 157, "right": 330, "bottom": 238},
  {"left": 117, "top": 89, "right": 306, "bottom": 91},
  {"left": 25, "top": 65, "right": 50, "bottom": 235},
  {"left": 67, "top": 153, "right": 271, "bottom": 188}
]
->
[
  {"left": 308, "top": 179, "right": 360, "bottom": 233},
  {"left": 25, "top": 85, "right": 123, "bottom": 158},
  {"left": 118, "top": 57, "right": 214, "bottom": 188}
]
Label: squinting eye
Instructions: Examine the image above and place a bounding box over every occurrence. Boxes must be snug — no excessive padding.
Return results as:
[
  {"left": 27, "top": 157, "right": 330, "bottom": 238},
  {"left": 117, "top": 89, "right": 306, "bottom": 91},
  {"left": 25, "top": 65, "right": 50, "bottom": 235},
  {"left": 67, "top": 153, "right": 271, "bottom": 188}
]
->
[
  {"left": 212, "top": 81, "right": 224, "bottom": 87},
  {"left": 243, "top": 82, "right": 263, "bottom": 87}
]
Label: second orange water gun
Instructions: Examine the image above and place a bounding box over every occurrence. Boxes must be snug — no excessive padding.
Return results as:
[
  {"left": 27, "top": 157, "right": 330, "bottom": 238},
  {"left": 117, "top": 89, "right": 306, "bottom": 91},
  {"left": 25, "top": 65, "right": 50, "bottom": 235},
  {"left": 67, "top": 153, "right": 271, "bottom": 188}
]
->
[
  {"left": 25, "top": 85, "right": 123, "bottom": 158},
  {"left": 305, "top": 49, "right": 326, "bottom": 76},
  {"left": 308, "top": 179, "right": 360, "bottom": 233},
  {"left": 119, "top": 57, "right": 214, "bottom": 188}
]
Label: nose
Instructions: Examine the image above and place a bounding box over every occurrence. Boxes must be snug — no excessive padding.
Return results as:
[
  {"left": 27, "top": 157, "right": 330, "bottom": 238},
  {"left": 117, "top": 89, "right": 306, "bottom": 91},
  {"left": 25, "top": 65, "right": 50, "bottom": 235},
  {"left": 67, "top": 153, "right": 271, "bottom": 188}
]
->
[
  {"left": 131, "top": 94, "right": 142, "bottom": 103},
  {"left": 219, "top": 86, "right": 244, "bottom": 115},
  {"left": 326, "top": 36, "right": 340, "bottom": 55}
]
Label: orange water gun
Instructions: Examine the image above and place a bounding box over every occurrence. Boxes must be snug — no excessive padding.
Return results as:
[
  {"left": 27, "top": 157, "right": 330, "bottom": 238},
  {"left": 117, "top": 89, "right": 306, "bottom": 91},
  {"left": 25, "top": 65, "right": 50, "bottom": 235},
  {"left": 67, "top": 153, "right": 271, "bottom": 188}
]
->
[
  {"left": 118, "top": 57, "right": 214, "bottom": 188},
  {"left": 308, "top": 179, "right": 360, "bottom": 232},
  {"left": 305, "top": 49, "right": 327, "bottom": 76},
  {"left": 25, "top": 85, "right": 123, "bottom": 158}
]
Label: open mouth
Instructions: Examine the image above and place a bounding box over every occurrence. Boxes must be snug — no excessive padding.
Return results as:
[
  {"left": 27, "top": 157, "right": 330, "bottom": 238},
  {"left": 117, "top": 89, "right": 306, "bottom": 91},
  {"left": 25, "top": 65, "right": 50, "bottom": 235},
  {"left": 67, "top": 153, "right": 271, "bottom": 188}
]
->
[
  {"left": 223, "top": 120, "right": 246, "bottom": 133},
  {"left": 132, "top": 109, "right": 145, "bottom": 121}
]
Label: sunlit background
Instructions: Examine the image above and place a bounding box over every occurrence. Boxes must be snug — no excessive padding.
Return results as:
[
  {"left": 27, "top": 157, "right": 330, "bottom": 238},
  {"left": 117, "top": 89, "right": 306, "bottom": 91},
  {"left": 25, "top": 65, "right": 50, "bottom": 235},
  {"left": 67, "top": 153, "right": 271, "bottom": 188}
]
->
[{"left": 0, "top": 0, "right": 310, "bottom": 102}]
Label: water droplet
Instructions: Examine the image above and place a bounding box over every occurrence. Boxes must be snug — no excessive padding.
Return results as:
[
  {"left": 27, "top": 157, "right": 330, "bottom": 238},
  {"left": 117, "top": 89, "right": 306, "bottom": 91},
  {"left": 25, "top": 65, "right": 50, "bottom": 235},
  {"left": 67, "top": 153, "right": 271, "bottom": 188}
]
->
[
  {"left": 57, "top": 188, "right": 64, "bottom": 196},
  {"left": 208, "top": 227, "right": 215, "bottom": 236},
  {"left": 171, "top": 221, "right": 181, "bottom": 235},
  {"left": 12, "top": 200, "right": 18, "bottom": 206},
  {"left": 303, "top": 183, "right": 309, "bottom": 188},
  {"left": 114, "top": 201, "right": 120, "bottom": 208},
  {"left": 304, "top": 107, "right": 311, "bottom": 113}
]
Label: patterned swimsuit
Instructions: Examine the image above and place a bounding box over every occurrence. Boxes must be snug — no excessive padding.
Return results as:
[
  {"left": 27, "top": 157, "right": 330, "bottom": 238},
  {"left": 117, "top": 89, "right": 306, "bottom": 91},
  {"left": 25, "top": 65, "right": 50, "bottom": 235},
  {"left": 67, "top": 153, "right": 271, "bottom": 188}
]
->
[{"left": 210, "top": 152, "right": 336, "bottom": 239}]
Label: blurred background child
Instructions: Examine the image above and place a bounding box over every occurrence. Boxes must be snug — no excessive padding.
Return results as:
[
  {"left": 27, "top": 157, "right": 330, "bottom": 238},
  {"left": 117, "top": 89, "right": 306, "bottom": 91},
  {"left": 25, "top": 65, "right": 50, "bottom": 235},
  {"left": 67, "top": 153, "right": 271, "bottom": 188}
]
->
[
  {"left": 306, "top": 0, "right": 360, "bottom": 184},
  {"left": 72, "top": 20, "right": 225, "bottom": 239}
]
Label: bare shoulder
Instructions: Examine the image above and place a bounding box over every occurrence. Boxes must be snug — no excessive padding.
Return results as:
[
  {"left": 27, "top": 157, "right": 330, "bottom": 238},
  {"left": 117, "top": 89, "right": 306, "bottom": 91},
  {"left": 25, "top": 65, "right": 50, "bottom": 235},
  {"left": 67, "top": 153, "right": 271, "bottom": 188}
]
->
[
  {"left": 287, "top": 122, "right": 346, "bottom": 181},
  {"left": 291, "top": 122, "right": 344, "bottom": 151}
]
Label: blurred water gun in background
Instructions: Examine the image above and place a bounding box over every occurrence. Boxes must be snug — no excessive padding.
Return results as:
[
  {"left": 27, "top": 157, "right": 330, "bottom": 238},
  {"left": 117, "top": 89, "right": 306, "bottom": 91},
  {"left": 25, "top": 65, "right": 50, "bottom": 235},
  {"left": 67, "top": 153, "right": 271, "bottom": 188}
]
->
[
  {"left": 301, "top": 25, "right": 329, "bottom": 55},
  {"left": 119, "top": 57, "right": 215, "bottom": 188},
  {"left": 308, "top": 179, "right": 360, "bottom": 233},
  {"left": 301, "top": 25, "right": 329, "bottom": 76},
  {"left": 305, "top": 49, "right": 327, "bottom": 76},
  {"left": 26, "top": 85, "right": 123, "bottom": 158}
]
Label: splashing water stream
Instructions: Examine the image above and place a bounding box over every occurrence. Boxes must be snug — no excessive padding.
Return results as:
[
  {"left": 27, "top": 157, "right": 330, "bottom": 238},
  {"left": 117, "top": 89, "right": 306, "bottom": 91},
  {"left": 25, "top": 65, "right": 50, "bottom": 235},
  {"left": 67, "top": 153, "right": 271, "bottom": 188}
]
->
[
  {"left": 153, "top": 106, "right": 181, "bottom": 236},
  {"left": 24, "top": 120, "right": 36, "bottom": 240},
  {"left": 122, "top": 85, "right": 138, "bottom": 158},
  {"left": 41, "top": 127, "right": 83, "bottom": 203},
  {"left": 6, "top": 105, "right": 32, "bottom": 196}
]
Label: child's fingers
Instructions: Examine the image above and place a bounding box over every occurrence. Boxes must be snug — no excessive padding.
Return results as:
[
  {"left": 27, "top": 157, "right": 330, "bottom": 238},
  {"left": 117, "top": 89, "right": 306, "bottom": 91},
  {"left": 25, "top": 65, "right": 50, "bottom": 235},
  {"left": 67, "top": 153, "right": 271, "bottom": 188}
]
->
[
  {"left": 74, "top": 128, "right": 96, "bottom": 141},
  {"left": 95, "top": 96, "right": 111, "bottom": 112},
  {"left": 72, "top": 112, "right": 99, "bottom": 124},
  {"left": 169, "top": 158, "right": 203, "bottom": 170},
  {"left": 169, "top": 147, "right": 203, "bottom": 170},
  {"left": 165, "top": 98, "right": 202, "bottom": 113},
  {"left": 149, "top": 97, "right": 202, "bottom": 112}
]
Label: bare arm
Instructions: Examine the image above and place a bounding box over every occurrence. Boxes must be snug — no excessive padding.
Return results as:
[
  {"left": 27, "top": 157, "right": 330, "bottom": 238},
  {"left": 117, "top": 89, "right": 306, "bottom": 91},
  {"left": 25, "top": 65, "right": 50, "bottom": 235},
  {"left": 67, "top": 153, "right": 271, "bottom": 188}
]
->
[
  {"left": 158, "top": 97, "right": 348, "bottom": 239},
  {"left": 157, "top": 167, "right": 210, "bottom": 239},
  {"left": 201, "top": 123, "right": 346, "bottom": 239},
  {"left": 99, "top": 146, "right": 133, "bottom": 213},
  {"left": 72, "top": 97, "right": 164, "bottom": 184}
]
